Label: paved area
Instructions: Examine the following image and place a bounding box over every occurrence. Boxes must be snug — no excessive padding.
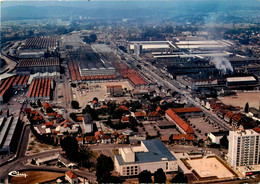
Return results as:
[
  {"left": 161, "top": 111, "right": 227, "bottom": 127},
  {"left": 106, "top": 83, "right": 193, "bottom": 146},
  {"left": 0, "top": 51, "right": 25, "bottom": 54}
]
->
[{"left": 187, "top": 157, "right": 235, "bottom": 179}]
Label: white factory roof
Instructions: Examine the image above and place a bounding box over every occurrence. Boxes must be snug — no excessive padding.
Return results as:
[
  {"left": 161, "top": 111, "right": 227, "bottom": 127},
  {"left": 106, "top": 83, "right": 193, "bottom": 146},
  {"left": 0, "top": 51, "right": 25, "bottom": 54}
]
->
[
  {"left": 0, "top": 73, "right": 16, "bottom": 82},
  {"left": 226, "top": 76, "right": 256, "bottom": 82}
]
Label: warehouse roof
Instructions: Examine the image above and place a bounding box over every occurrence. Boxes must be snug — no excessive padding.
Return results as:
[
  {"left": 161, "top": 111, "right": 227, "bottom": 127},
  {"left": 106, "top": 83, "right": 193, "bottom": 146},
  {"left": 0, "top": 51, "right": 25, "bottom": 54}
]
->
[
  {"left": 226, "top": 76, "right": 256, "bottom": 82},
  {"left": 17, "top": 58, "right": 60, "bottom": 67}
]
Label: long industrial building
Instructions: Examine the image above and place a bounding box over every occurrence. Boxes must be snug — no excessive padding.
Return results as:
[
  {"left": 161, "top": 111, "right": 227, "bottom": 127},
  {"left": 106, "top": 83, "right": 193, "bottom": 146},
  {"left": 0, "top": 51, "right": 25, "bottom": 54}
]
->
[
  {"left": 16, "top": 58, "right": 60, "bottom": 74},
  {"left": 26, "top": 77, "right": 53, "bottom": 101},
  {"left": 0, "top": 116, "right": 20, "bottom": 155},
  {"left": 0, "top": 74, "right": 30, "bottom": 103}
]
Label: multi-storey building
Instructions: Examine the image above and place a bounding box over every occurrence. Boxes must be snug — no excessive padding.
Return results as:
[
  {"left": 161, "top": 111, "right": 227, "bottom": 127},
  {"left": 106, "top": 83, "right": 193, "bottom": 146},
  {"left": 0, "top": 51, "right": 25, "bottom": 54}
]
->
[
  {"left": 114, "top": 139, "right": 178, "bottom": 176},
  {"left": 228, "top": 129, "right": 259, "bottom": 169}
]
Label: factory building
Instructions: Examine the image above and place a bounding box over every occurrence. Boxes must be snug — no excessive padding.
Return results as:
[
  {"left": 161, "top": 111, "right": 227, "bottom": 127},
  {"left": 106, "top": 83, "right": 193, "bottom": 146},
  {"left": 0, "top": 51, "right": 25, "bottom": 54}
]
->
[
  {"left": 226, "top": 76, "right": 258, "bottom": 89},
  {"left": 16, "top": 58, "right": 60, "bottom": 74},
  {"left": 0, "top": 116, "right": 20, "bottom": 155},
  {"left": 18, "top": 37, "right": 57, "bottom": 58},
  {"left": 26, "top": 77, "right": 53, "bottom": 101},
  {"left": 114, "top": 139, "right": 178, "bottom": 176},
  {"left": 106, "top": 85, "right": 122, "bottom": 97}
]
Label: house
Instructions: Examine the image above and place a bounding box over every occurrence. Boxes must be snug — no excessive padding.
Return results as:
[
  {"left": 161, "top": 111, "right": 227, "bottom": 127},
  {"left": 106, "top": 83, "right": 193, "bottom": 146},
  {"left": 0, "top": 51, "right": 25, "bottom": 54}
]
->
[
  {"left": 42, "top": 102, "right": 52, "bottom": 113},
  {"left": 165, "top": 109, "right": 194, "bottom": 134},
  {"left": 65, "top": 170, "right": 78, "bottom": 184},
  {"left": 101, "top": 135, "right": 111, "bottom": 144},
  {"left": 134, "top": 111, "right": 146, "bottom": 120},
  {"left": 160, "top": 136, "right": 170, "bottom": 144},
  {"left": 119, "top": 105, "right": 129, "bottom": 112},
  {"left": 76, "top": 137, "right": 84, "bottom": 145},
  {"left": 85, "top": 136, "right": 97, "bottom": 144},
  {"left": 45, "top": 122, "right": 54, "bottom": 128},
  {"left": 147, "top": 111, "right": 161, "bottom": 121},
  {"left": 121, "top": 116, "right": 130, "bottom": 123},
  {"left": 224, "top": 111, "right": 235, "bottom": 123},
  {"left": 216, "top": 109, "right": 227, "bottom": 119},
  {"left": 117, "top": 134, "right": 128, "bottom": 144},
  {"left": 232, "top": 113, "right": 243, "bottom": 127},
  {"left": 172, "top": 134, "right": 194, "bottom": 145}
]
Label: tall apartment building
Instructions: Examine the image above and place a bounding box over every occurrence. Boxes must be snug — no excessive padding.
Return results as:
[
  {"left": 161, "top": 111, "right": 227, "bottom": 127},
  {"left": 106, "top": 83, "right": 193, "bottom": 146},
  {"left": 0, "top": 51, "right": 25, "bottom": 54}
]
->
[{"left": 228, "top": 129, "right": 259, "bottom": 169}]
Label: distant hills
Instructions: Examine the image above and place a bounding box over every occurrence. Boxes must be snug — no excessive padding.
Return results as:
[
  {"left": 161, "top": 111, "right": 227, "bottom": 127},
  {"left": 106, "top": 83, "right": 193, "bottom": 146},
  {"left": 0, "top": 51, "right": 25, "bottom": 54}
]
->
[{"left": 1, "top": 1, "right": 260, "bottom": 22}]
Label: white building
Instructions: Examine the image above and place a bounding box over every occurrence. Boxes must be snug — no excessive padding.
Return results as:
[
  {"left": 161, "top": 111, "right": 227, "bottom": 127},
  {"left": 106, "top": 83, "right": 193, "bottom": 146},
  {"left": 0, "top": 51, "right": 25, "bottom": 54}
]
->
[
  {"left": 114, "top": 139, "right": 178, "bottom": 176},
  {"left": 208, "top": 131, "right": 229, "bottom": 144},
  {"left": 228, "top": 130, "right": 260, "bottom": 169}
]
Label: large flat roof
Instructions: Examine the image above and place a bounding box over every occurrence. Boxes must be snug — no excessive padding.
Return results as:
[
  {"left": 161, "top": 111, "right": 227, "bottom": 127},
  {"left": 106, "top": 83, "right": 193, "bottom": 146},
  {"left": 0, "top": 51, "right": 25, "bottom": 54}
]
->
[
  {"left": 226, "top": 76, "right": 256, "bottom": 82},
  {"left": 115, "top": 139, "right": 176, "bottom": 166}
]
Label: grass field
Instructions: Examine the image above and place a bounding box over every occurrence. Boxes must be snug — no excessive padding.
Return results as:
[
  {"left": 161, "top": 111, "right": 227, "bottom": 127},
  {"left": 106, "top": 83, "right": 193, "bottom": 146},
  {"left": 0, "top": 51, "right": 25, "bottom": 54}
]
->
[{"left": 11, "top": 171, "right": 64, "bottom": 184}]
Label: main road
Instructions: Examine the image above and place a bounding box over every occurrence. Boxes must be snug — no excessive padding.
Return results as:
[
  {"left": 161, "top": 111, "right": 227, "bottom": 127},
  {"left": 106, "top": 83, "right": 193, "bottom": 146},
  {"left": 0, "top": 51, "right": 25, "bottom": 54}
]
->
[{"left": 110, "top": 42, "right": 232, "bottom": 131}]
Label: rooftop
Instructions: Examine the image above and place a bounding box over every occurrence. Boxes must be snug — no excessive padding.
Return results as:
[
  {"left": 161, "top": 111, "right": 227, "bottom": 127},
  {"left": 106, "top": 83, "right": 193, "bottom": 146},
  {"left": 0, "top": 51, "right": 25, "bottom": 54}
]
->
[
  {"left": 226, "top": 76, "right": 256, "bottom": 82},
  {"left": 115, "top": 139, "right": 176, "bottom": 166}
]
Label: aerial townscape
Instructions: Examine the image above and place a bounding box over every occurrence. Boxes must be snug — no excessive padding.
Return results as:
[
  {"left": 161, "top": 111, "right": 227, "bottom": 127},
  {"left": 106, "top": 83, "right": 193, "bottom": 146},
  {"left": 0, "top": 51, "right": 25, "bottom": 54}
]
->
[{"left": 0, "top": 0, "right": 260, "bottom": 183}]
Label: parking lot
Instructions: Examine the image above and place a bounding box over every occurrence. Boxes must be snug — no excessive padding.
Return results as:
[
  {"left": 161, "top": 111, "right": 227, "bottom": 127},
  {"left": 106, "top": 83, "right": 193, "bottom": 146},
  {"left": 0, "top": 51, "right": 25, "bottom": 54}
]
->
[{"left": 188, "top": 117, "right": 220, "bottom": 139}]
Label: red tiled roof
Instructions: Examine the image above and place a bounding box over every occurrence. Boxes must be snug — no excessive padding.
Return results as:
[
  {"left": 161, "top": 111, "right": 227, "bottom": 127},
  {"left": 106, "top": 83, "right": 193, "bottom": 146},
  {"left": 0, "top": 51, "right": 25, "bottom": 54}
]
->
[
  {"left": 45, "top": 122, "right": 54, "bottom": 126},
  {"left": 121, "top": 116, "right": 130, "bottom": 122},
  {"left": 253, "top": 127, "right": 260, "bottom": 133},
  {"left": 232, "top": 114, "right": 242, "bottom": 122},
  {"left": 172, "top": 134, "right": 194, "bottom": 141},
  {"left": 171, "top": 107, "right": 202, "bottom": 114},
  {"left": 95, "top": 131, "right": 104, "bottom": 140},
  {"left": 119, "top": 105, "right": 129, "bottom": 111},
  {"left": 85, "top": 136, "right": 96, "bottom": 142},
  {"left": 135, "top": 111, "right": 146, "bottom": 117},
  {"left": 76, "top": 137, "right": 83, "bottom": 141},
  {"left": 225, "top": 111, "right": 235, "bottom": 119},
  {"left": 160, "top": 136, "right": 170, "bottom": 142},
  {"left": 156, "top": 106, "right": 162, "bottom": 112},
  {"left": 147, "top": 111, "right": 161, "bottom": 117},
  {"left": 65, "top": 170, "right": 78, "bottom": 179},
  {"left": 165, "top": 109, "right": 194, "bottom": 134}
]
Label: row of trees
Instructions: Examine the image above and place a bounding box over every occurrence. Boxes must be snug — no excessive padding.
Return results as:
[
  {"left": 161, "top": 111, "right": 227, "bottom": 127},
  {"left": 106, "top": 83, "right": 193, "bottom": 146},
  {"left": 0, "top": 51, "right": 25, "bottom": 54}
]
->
[{"left": 138, "top": 169, "right": 187, "bottom": 183}]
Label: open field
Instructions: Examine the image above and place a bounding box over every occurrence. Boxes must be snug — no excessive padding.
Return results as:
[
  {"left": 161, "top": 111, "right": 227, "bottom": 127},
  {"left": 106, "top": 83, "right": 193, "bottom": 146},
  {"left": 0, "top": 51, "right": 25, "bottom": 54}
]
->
[
  {"left": 220, "top": 92, "right": 260, "bottom": 110},
  {"left": 74, "top": 80, "right": 134, "bottom": 108},
  {"left": 11, "top": 171, "right": 64, "bottom": 184}
]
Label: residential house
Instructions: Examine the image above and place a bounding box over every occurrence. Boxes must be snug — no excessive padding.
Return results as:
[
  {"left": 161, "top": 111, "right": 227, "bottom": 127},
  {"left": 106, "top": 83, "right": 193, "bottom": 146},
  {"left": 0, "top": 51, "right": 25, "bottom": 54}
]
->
[
  {"left": 134, "top": 111, "right": 146, "bottom": 120},
  {"left": 65, "top": 170, "right": 78, "bottom": 184},
  {"left": 147, "top": 111, "right": 161, "bottom": 121},
  {"left": 172, "top": 134, "right": 194, "bottom": 145},
  {"left": 224, "top": 111, "right": 235, "bottom": 124}
]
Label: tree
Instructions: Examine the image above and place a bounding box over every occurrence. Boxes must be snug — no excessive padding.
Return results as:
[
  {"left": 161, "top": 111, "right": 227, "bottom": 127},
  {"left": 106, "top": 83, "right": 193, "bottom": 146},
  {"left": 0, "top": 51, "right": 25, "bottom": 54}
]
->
[
  {"left": 170, "top": 172, "right": 188, "bottom": 183},
  {"left": 96, "top": 154, "right": 114, "bottom": 182},
  {"left": 129, "top": 116, "right": 138, "bottom": 132},
  {"left": 220, "top": 135, "right": 228, "bottom": 149},
  {"left": 69, "top": 113, "right": 77, "bottom": 122},
  {"left": 245, "top": 102, "right": 249, "bottom": 113},
  {"left": 138, "top": 170, "right": 152, "bottom": 183},
  {"left": 71, "top": 100, "right": 79, "bottom": 109},
  {"left": 60, "top": 136, "right": 78, "bottom": 161},
  {"left": 154, "top": 168, "right": 166, "bottom": 183}
]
